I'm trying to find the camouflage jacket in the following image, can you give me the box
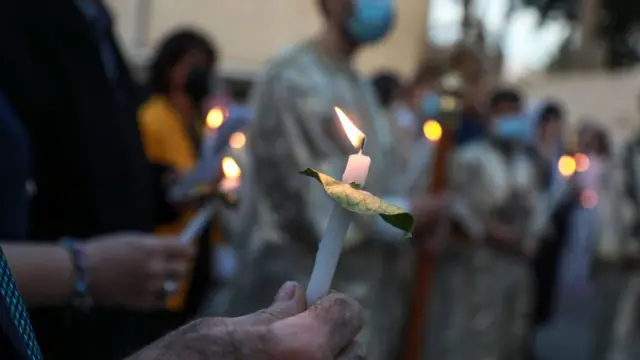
[447,138,550,252]
[238,39,407,252]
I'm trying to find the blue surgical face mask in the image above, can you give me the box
[393,105,418,129]
[420,92,441,119]
[345,0,395,44]
[494,114,531,142]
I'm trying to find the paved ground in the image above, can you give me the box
[534,296,597,360]
[534,293,640,360]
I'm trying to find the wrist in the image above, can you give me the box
[128,319,271,360]
[60,237,93,310]
[83,239,106,306]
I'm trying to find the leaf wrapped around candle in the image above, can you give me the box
[300,168,414,234]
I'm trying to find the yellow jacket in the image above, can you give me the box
[138,95,220,310]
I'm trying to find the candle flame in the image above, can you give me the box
[221,156,241,179]
[334,107,365,151]
[229,132,246,149]
[574,153,590,172]
[558,155,576,177]
[423,120,442,142]
[206,107,225,129]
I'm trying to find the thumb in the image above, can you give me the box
[231,281,306,327]
[271,292,364,356]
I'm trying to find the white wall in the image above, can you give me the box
[106,0,430,78]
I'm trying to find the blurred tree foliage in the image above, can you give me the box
[522,0,640,68]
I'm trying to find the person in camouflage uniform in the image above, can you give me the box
[220,0,422,359]
[422,111,552,360]
[591,133,640,360]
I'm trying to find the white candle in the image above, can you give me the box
[342,153,371,185]
[306,107,370,305]
[180,202,215,244]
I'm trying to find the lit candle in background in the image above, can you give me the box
[179,156,242,245]
[218,156,241,193]
[574,153,590,173]
[229,132,246,149]
[228,131,248,167]
[423,119,442,142]
[306,107,370,305]
[558,155,577,178]
[202,106,226,162]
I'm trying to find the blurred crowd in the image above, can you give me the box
[1,0,639,360]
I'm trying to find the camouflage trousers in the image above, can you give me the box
[219,239,414,360]
[422,246,533,360]
[592,265,640,360]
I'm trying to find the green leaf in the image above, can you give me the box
[300,168,413,233]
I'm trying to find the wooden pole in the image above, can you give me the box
[402,75,464,360]
[402,129,453,360]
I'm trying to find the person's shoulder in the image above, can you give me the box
[267,42,312,71]
[138,96,174,123]
[259,41,323,86]
[460,138,492,153]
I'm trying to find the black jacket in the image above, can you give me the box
[0,1,198,359]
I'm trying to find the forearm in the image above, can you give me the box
[1,242,74,307]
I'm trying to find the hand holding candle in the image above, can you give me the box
[179,156,242,245]
[169,105,251,201]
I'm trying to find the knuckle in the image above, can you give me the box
[326,294,364,322]
[349,343,367,360]
[186,317,218,332]
[254,308,284,323]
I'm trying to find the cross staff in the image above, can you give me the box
[402,72,465,360]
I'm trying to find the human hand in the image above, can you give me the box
[127,282,365,360]
[85,233,193,310]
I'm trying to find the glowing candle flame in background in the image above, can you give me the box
[334,107,365,151]
[423,120,442,142]
[206,107,225,129]
[221,156,241,179]
[229,132,246,149]
[574,153,590,172]
[558,155,577,177]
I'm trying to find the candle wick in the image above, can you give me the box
[358,137,366,153]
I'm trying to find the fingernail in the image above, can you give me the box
[275,281,297,302]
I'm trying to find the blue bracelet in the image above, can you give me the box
[61,237,93,311]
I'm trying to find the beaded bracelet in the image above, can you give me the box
[61,238,93,311]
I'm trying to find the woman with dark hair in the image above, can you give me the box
[138,29,220,323]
